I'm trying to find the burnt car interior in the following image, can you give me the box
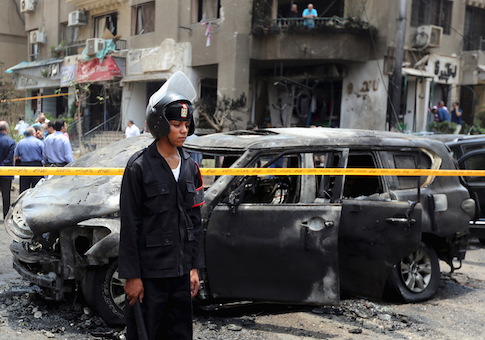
[230,154,301,205]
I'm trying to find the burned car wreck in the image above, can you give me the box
[5,128,474,326]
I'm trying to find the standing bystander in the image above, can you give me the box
[302,3,318,28]
[44,120,74,167]
[125,120,141,138]
[119,74,204,340]
[437,101,451,122]
[14,127,44,193]
[0,121,15,218]
[451,102,463,134]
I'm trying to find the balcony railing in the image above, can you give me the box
[252,17,375,36]
[65,39,127,57]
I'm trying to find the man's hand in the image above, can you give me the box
[190,269,200,298]
[124,278,144,306]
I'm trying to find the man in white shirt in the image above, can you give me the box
[125,120,140,138]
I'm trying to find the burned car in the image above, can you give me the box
[5,128,474,326]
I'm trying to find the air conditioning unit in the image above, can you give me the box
[68,10,87,27]
[412,25,443,50]
[30,30,46,44]
[20,0,36,12]
[86,38,105,55]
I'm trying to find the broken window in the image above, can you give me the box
[94,12,118,38]
[132,2,155,35]
[234,154,300,204]
[314,152,342,201]
[411,0,452,34]
[193,0,221,22]
[342,153,383,199]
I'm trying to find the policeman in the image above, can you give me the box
[119,74,204,340]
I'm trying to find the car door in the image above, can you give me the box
[337,151,423,299]
[205,152,341,305]
[457,150,485,220]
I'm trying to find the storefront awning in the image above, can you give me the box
[402,67,435,78]
[5,58,63,90]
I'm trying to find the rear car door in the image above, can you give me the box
[205,152,341,304]
[337,150,423,298]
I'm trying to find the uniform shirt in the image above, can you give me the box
[119,141,205,279]
[14,136,44,163]
[0,133,15,179]
[44,131,74,164]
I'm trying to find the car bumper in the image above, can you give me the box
[9,242,64,300]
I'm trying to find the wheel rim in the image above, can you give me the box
[398,247,432,293]
[110,269,126,310]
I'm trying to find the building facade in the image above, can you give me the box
[7,0,485,139]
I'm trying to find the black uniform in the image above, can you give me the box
[119,141,204,340]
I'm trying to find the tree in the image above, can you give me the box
[195,93,247,132]
[0,62,18,123]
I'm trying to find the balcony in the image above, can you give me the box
[252,17,375,36]
[251,17,376,63]
[64,39,127,57]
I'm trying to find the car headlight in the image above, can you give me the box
[5,199,34,242]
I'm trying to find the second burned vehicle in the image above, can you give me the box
[4,128,474,325]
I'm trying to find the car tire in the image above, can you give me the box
[386,242,440,302]
[82,260,126,326]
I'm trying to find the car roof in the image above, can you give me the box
[185,127,449,154]
[423,134,485,144]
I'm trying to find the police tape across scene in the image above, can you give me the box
[1,167,485,177]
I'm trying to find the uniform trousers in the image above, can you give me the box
[0,177,11,218]
[19,161,43,193]
[125,274,193,340]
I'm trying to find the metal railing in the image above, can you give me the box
[252,17,373,35]
[67,113,121,150]
[65,39,127,56]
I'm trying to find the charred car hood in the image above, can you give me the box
[19,134,154,235]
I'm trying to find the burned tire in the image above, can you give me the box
[82,260,126,326]
[387,242,440,302]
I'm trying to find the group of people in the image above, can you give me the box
[0,117,73,219]
[431,101,463,133]
[287,3,319,28]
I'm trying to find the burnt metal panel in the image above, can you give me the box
[338,200,422,299]
[205,204,341,305]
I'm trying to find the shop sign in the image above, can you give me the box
[76,56,123,83]
[60,64,76,87]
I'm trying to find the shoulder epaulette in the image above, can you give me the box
[126,148,146,167]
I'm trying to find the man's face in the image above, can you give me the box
[36,130,44,139]
[308,4,313,10]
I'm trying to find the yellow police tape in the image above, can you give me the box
[0,167,484,177]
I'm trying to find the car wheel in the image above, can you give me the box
[82,259,126,326]
[387,242,440,302]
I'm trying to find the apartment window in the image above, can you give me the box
[464,6,485,51]
[133,1,155,35]
[61,23,78,43]
[30,43,39,61]
[94,12,118,38]
[411,0,452,34]
[193,0,221,22]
